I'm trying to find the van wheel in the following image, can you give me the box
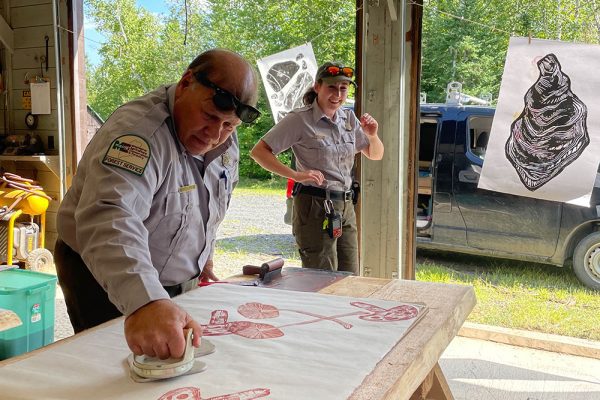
[26,248,54,273]
[573,232,600,291]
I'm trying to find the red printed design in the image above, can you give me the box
[350,302,419,321]
[228,321,285,339]
[157,387,270,400]
[201,301,419,339]
[238,303,279,319]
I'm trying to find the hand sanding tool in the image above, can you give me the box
[127,329,215,382]
[242,257,284,283]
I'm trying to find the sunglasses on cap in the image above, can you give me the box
[325,66,354,78]
[194,72,261,123]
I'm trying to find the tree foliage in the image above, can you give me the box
[86,0,356,178]
[421,0,600,103]
[86,0,600,176]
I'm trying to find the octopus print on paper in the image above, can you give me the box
[505,53,589,191]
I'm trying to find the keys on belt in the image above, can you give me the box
[322,197,342,239]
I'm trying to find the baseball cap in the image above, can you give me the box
[316,62,356,86]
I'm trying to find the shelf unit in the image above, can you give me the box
[0,155,60,178]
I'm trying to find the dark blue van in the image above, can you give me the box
[417,104,600,290]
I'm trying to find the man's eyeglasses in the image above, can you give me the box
[325,66,354,78]
[194,72,261,123]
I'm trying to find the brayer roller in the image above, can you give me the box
[242,257,284,283]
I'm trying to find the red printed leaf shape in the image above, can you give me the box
[238,302,280,319]
[228,321,284,339]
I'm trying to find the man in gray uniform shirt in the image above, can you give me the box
[55,49,260,359]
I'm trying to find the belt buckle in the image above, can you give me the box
[344,190,352,202]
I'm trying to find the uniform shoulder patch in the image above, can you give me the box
[102,135,151,176]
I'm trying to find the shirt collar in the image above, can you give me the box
[311,99,347,125]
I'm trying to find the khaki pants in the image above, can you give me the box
[292,192,358,274]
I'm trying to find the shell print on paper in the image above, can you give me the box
[505,53,589,191]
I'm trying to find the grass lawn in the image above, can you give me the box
[417,250,600,341]
[226,180,600,342]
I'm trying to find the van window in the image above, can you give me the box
[419,120,437,164]
[467,115,493,160]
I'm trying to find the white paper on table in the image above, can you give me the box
[30,81,51,115]
[479,37,600,207]
[257,43,318,123]
[0,284,427,400]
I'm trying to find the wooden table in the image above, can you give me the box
[317,276,475,400]
[194,271,474,400]
[0,275,475,400]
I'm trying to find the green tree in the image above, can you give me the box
[86,0,210,120]
[86,0,356,178]
[421,0,600,103]
[204,0,356,178]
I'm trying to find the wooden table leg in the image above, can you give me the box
[409,362,454,400]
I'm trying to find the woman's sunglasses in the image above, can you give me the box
[194,72,261,123]
[325,66,354,78]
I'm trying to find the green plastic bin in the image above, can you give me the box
[0,268,57,360]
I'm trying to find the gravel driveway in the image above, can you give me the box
[213,191,300,279]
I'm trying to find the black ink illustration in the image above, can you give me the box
[266,53,314,122]
[505,53,589,191]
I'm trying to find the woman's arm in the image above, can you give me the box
[250,140,325,185]
[359,113,384,160]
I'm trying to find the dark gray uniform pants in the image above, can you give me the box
[292,192,358,274]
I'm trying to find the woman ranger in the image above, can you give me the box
[251,62,384,274]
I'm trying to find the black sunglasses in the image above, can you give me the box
[194,72,261,123]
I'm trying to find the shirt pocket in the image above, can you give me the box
[339,132,356,167]
[149,191,191,258]
[303,136,335,166]
[214,170,231,224]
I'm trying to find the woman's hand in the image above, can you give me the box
[360,113,379,137]
[294,170,325,186]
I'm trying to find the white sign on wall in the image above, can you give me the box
[479,37,600,206]
[257,43,318,123]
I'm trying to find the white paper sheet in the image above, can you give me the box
[479,37,600,206]
[30,81,51,115]
[257,43,318,123]
[0,284,426,400]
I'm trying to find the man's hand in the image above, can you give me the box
[124,299,202,359]
[200,259,219,282]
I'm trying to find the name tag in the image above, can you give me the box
[178,184,197,193]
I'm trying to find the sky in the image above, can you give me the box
[85,0,168,66]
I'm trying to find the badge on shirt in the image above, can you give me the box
[179,184,197,193]
[102,135,150,176]
[222,152,232,167]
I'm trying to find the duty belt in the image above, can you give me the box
[296,185,353,202]
[163,277,199,297]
